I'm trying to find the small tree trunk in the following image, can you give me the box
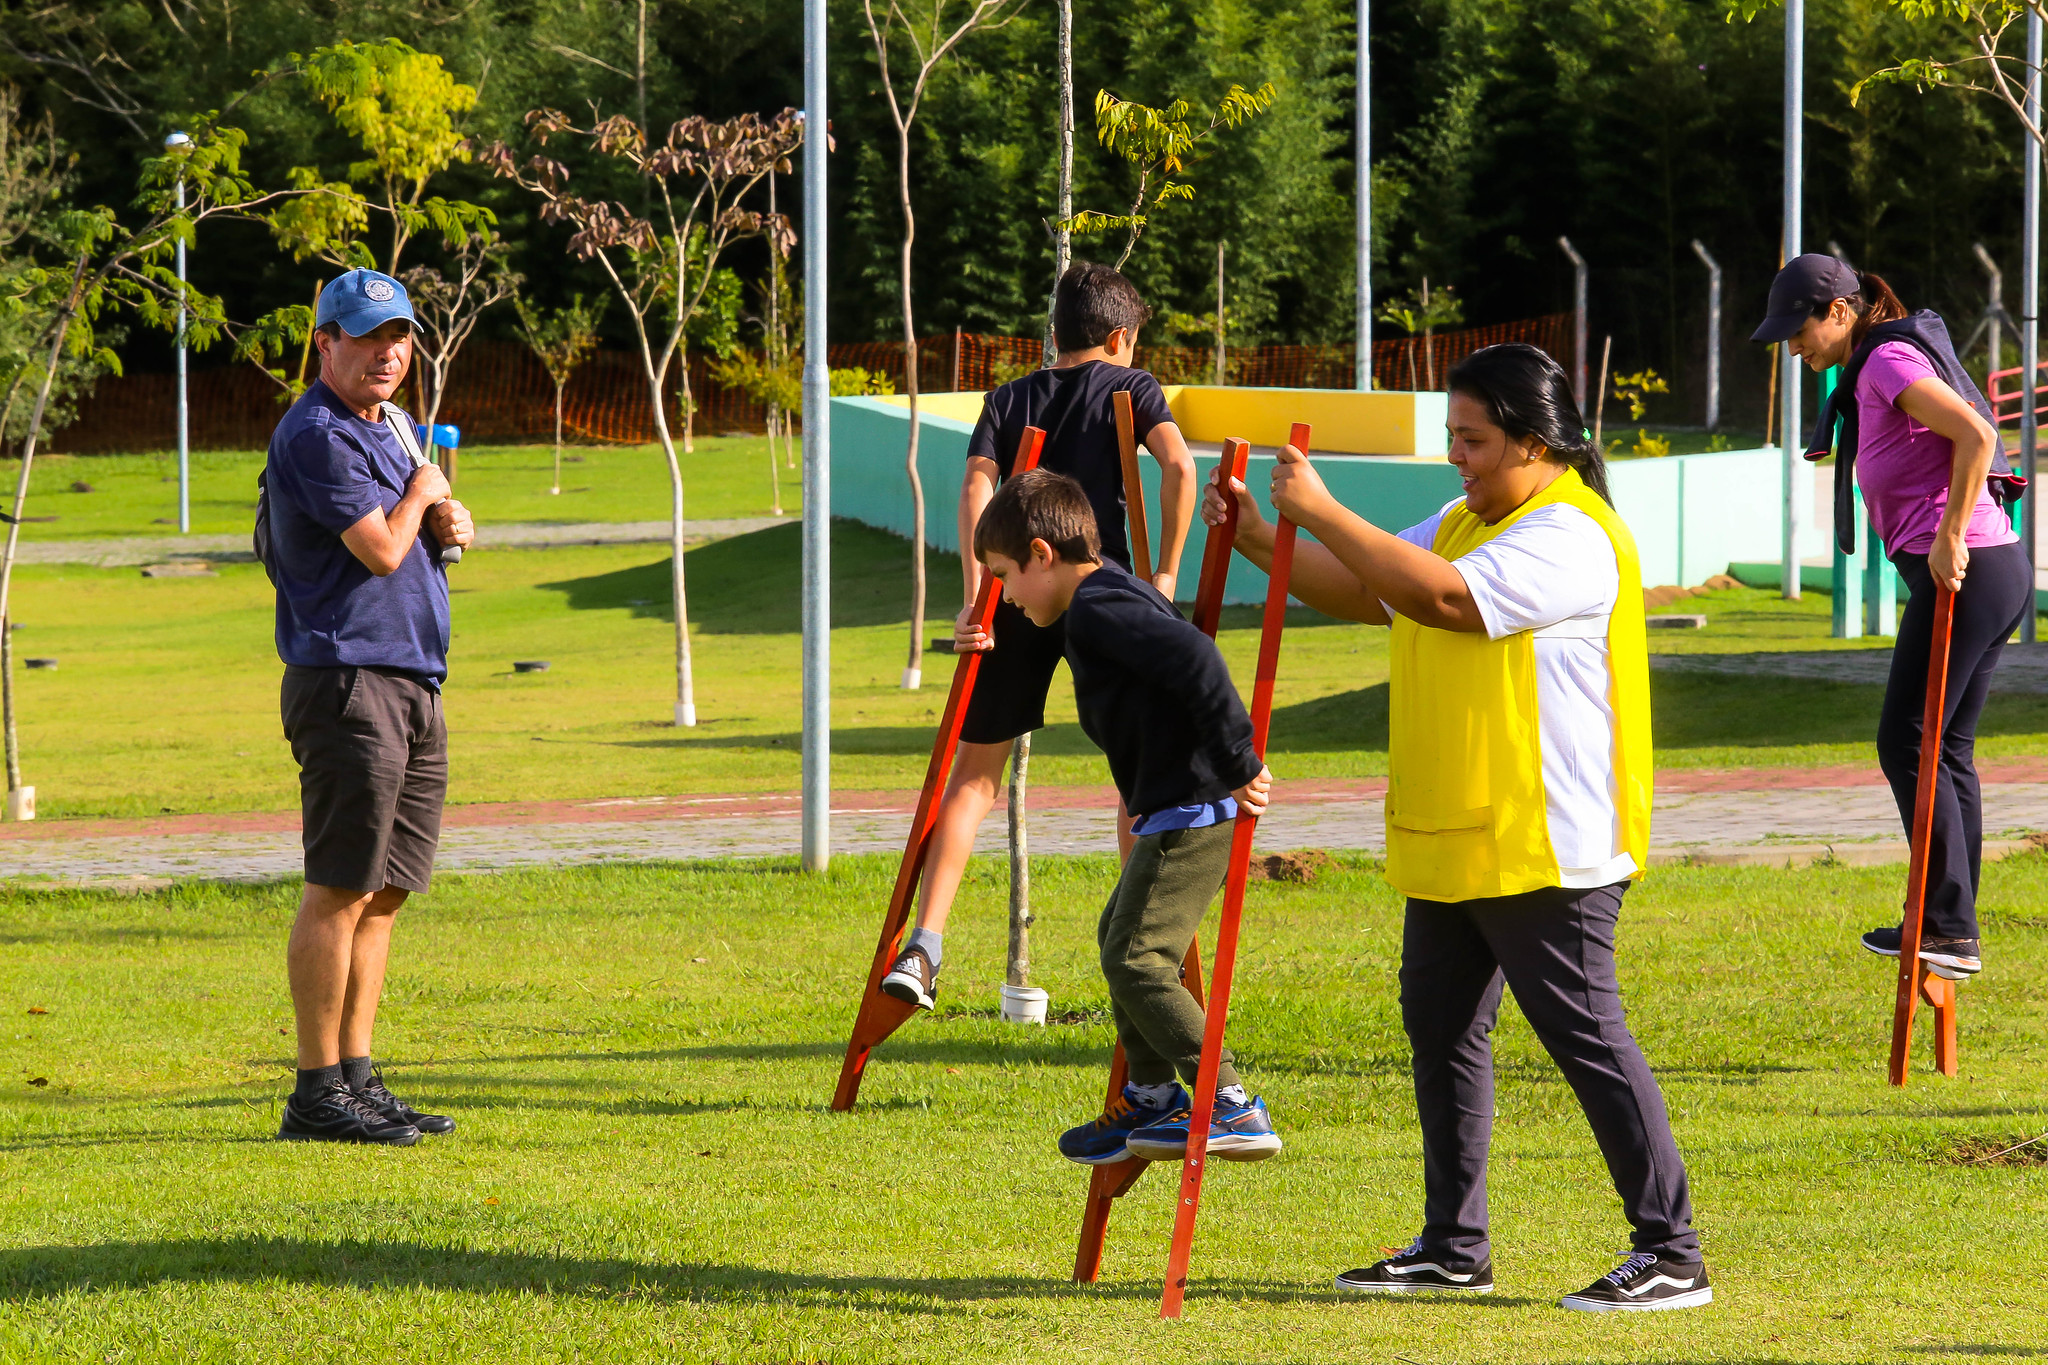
[648,373,697,727]
[552,378,565,494]
[1044,0,1074,369]
[766,403,784,515]
[1006,734,1032,987]
[0,268,84,816]
[679,357,696,455]
[896,109,926,691]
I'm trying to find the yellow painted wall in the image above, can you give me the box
[875,385,1448,457]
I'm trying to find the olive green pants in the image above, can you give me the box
[1097,821,1240,1091]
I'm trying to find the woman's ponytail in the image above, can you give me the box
[1843,271,1908,350]
[1446,343,1613,506]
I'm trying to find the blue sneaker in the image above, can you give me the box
[1058,1083,1187,1166]
[1127,1095,1282,1163]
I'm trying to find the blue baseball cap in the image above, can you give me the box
[316,268,416,337]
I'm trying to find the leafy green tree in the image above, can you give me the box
[514,291,606,495]
[476,105,801,728]
[1058,82,1277,269]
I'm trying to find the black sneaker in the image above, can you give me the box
[278,1083,421,1146]
[880,946,938,1010]
[1860,925,1983,980]
[1560,1252,1712,1312]
[1334,1238,1494,1294]
[355,1069,455,1136]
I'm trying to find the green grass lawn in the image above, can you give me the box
[8,522,2048,819]
[11,436,796,540]
[2,855,2045,1361]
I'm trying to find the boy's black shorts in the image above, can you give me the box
[281,664,447,894]
[960,599,1065,745]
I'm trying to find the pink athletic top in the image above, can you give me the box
[1854,341,2017,555]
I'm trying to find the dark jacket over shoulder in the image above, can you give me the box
[1062,562,1262,817]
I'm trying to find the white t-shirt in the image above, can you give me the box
[1388,498,1634,888]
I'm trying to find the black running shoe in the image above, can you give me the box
[355,1069,455,1136]
[1560,1252,1712,1312]
[277,1083,421,1146]
[1860,925,1983,980]
[1334,1238,1493,1294]
[880,946,938,1010]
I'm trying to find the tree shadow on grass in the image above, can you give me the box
[437,1035,1123,1072]
[0,1236,1459,1310]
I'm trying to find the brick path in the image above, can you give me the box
[5,764,2047,887]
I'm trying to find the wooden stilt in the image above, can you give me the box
[1159,422,1309,1319]
[1890,586,1957,1086]
[1114,389,1152,580]
[1069,440,1247,1284]
[830,426,1046,1112]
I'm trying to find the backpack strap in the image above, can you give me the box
[379,402,428,467]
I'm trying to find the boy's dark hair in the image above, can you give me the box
[1052,262,1152,352]
[974,469,1102,567]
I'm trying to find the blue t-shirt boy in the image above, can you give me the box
[265,380,450,684]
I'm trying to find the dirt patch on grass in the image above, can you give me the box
[1936,1133,2048,1167]
[1248,849,1337,884]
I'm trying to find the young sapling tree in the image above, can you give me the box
[400,229,523,482]
[514,292,605,494]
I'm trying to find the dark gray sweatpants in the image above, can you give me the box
[1401,881,1699,1264]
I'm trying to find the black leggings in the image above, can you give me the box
[1878,539,2033,940]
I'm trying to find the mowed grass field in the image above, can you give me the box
[16,436,796,539]
[9,518,2048,818]
[2,855,2045,1361]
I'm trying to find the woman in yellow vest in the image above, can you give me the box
[1206,344,1707,1313]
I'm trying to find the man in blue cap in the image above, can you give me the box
[265,268,475,1145]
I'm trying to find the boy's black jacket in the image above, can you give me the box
[1060,561,1262,817]
[1803,309,2025,555]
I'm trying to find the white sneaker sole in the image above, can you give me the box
[1561,1286,1713,1312]
[878,970,935,1010]
[1860,940,1980,981]
[1336,1277,1493,1295]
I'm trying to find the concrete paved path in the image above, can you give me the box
[5,764,2046,888]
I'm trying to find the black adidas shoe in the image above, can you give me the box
[278,1083,421,1146]
[355,1069,455,1136]
[880,946,938,1010]
[1860,925,1983,980]
[1560,1252,1712,1312]
[1334,1238,1494,1294]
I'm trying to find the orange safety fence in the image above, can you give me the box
[51,315,1571,454]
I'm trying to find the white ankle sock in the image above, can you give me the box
[1216,1084,1249,1108]
[1127,1080,1178,1106]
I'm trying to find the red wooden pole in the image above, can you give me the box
[1114,390,1153,581]
[1159,422,1309,1319]
[1071,439,1247,1284]
[1890,586,1955,1086]
[831,425,1047,1112]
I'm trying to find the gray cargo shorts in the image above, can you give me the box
[281,664,447,894]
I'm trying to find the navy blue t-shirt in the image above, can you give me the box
[965,361,1175,572]
[265,380,450,684]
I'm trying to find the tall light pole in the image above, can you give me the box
[1780,0,1806,601]
[800,8,831,871]
[166,131,191,535]
[1354,0,1371,391]
[2025,9,2042,645]
[1691,239,1722,432]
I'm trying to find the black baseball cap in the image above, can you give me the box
[1750,252,1860,343]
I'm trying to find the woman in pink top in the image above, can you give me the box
[1753,254,2033,982]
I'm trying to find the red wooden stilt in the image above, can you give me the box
[1159,422,1308,1318]
[831,426,1046,1112]
[1890,586,1957,1086]
[1070,440,1247,1284]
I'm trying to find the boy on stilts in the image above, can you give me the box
[971,469,1281,1164]
[880,263,1198,1009]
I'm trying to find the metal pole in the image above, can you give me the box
[1781,0,1805,601]
[167,131,191,535]
[801,9,831,871]
[1354,0,1371,390]
[1559,237,1588,410]
[1691,239,1721,431]
[2026,9,2042,644]
[1974,242,2005,376]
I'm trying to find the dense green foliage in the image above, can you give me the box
[0,0,2032,428]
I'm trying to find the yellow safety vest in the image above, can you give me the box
[1384,467,1652,902]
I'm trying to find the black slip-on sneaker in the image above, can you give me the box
[880,946,938,1010]
[1560,1252,1712,1312]
[1860,925,1983,980]
[355,1069,455,1136]
[1335,1239,1494,1294]
[278,1083,421,1146]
